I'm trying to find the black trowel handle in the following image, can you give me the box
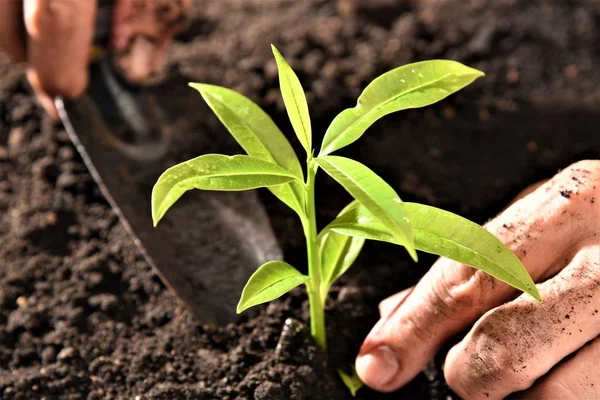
[93,0,115,52]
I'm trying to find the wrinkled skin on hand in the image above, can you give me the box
[357,160,600,400]
[0,0,191,117]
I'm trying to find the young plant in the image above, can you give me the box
[151,46,541,352]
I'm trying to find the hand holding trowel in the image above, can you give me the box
[0,0,283,325]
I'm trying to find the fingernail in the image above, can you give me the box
[356,345,400,389]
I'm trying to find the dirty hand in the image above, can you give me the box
[0,0,191,118]
[356,160,600,399]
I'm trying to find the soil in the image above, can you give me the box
[1,0,599,399]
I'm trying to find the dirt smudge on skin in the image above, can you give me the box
[460,250,600,398]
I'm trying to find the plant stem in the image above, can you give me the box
[307,285,326,349]
[304,158,326,349]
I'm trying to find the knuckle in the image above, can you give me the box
[555,160,600,204]
[447,339,525,398]
[427,263,498,318]
[401,264,501,346]
[455,307,542,394]
[543,160,600,241]
[445,348,507,399]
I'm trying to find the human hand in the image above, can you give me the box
[0,0,190,118]
[356,160,600,399]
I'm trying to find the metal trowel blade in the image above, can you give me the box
[55,58,283,325]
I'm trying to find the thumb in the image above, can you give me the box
[355,256,493,392]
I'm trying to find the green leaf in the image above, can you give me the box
[188,84,303,179]
[319,228,365,296]
[152,154,299,226]
[189,83,305,215]
[237,260,309,313]
[338,367,364,397]
[271,45,312,155]
[328,201,542,302]
[316,155,417,261]
[326,201,399,243]
[320,60,484,155]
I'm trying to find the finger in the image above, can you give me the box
[0,0,26,61]
[111,0,191,83]
[356,160,600,392]
[524,337,600,400]
[378,288,412,318]
[24,0,96,98]
[445,244,600,399]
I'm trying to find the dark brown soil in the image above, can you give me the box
[1,0,599,399]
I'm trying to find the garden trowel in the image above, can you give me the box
[54,56,282,325]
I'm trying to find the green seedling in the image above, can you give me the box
[151,46,541,357]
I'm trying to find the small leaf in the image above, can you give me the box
[316,155,417,261]
[338,367,364,397]
[237,260,309,313]
[329,201,541,301]
[189,83,303,179]
[189,83,305,215]
[271,45,312,155]
[320,60,484,155]
[152,154,299,226]
[319,229,365,296]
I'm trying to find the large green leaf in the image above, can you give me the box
[328,201,541,301]
[319,228,365,296]
[316,155,416,261]
[152,154,299,226]
[189,83,305,215]
[237,260,309,313]
[271,45,312,155]
[320,60,484,155]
